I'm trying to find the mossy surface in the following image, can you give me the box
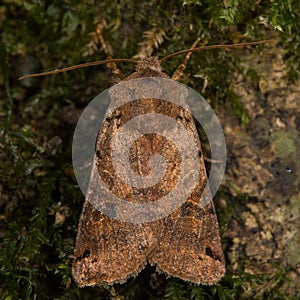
[0,1,299,299]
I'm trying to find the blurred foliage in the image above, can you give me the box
[0,0,299,299]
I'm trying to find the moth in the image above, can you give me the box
[74,64,227,287]
[19,37,272,286]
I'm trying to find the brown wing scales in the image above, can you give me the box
[73,60,225,285]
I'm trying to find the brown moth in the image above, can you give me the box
[72,54,225,285]
[19,38,273,287]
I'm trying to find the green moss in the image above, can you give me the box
[271,130,297,158]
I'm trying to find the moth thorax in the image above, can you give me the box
[136,57,162,73]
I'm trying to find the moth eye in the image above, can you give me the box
[177,115,184,121]
[198,150,202,157]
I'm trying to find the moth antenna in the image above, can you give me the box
[18,58,138,80]
[172,37,202,81]
[159,39,275,63]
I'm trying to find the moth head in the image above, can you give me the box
[136,57,162,73]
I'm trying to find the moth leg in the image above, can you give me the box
[171,37,201,81]
[97,24,124,80]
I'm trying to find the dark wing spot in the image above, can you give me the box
[114,112,122,119]
[180,202,204,219]
[205,247,222,262]
[75,249,90,262]
[209,206,215,215]
[180,202,193,217]
[180,203,189,217]
[205,247,214,258]
[96,150,101,158]
[82,249,90,258]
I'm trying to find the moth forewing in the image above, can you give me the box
[149,186,225,284]
[72,57,225,286]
